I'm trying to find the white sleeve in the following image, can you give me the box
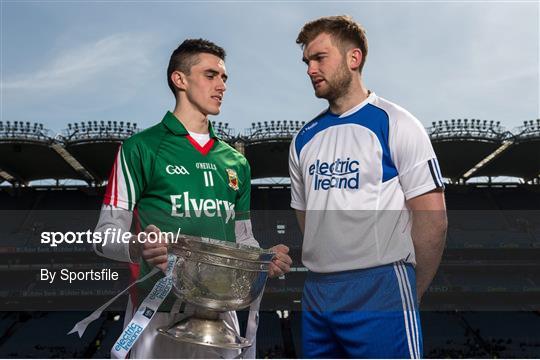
[93,204,135,263]
[390,110,445,200]
[289,135,306,210]
[234,219,261,360]
[235,219,260,248]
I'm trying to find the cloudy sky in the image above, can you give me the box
[2,1,538,135]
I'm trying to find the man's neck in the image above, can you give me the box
[172,102,209,134]
[328,78,370,115]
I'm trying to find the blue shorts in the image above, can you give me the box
[302,261,422,359]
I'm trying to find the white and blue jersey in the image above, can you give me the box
[290,92,444,358]
[289,92,444,273]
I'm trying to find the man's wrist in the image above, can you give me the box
[128,237,142,263]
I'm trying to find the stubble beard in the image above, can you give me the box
[316,63,353,103]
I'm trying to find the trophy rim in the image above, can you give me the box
[174,247,272,271]
[169,234,275,262]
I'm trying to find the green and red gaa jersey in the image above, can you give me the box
[103,111,251,307]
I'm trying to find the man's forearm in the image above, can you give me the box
[235,219,260,248]
[94,204,138,263]
[411,210,447,301]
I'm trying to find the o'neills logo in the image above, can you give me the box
[170,192,235,223]
[309,158,360,190]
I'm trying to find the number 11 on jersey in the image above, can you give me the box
[203,171,214,187]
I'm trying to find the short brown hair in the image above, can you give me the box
[296,15,368,73]
[167,39,226,96]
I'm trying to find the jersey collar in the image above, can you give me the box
[327,91,376,118]
[162,111,218,138]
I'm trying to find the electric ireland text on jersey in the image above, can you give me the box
[309,158,360,190]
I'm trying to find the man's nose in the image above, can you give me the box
[216,77,226,91]
[307,62,318,77]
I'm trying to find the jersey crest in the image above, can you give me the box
[226,169,239,191]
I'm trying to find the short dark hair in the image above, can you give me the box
[167,38,226,96]
[296,15,368,73]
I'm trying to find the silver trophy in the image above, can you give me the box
[158,235,274,349]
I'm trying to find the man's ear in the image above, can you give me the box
[171,70,188,91]
[348,48,363,72]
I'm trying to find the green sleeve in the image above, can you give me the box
[103,137,150,211]
[235,158,251,220]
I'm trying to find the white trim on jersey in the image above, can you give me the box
[428,158,444,188]
[188,130,211,147]
[104,147,136,211]
[115,149,130,209]
[121,149,136,208]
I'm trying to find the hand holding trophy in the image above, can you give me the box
[157,234,275,349]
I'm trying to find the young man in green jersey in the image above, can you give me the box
[94,39,292,358]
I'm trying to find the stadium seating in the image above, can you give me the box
[0,312,104,357]
[1,182,540,357]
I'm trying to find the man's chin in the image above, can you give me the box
[314,89,329,99]
[208,108,221,116]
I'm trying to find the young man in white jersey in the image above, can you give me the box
[289,16,447,358]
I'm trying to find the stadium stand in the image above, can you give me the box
[0,118,539,357]
[459,311,540,357]
[421,311,473,357]
[91,312,126,358]
[0,312,105,357]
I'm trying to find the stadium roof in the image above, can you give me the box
[473,136,540,180]
[0,118,538,184]
[429,119,540,181]
[243,121,301,179]
[0,141,86,183]
[0,122,91,183]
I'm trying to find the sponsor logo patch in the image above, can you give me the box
[142,307,155,319]
[308,157,360,190]
[170,192,236,223]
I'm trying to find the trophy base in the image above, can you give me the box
[158,316,252,349]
